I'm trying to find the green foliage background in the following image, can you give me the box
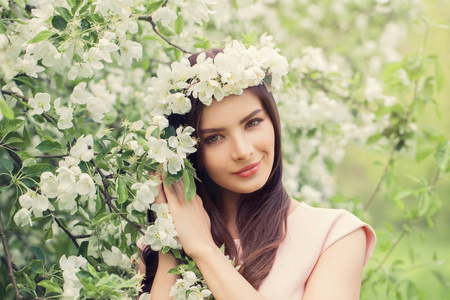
[336,1,450,298]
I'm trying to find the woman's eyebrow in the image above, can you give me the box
[240,109,264,125]
[199,109,264,135]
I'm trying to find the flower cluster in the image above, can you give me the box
[170,270,212,300]
[142,203,182,251]
[60,255,87,299]
[14,191,53,227]
[145,40,288,115]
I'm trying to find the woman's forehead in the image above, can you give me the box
[200,90,264,128]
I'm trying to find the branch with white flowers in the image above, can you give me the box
[1,89,55,123]
[50,211,92,249]
[93,160,145,236]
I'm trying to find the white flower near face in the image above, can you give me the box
[40,172,60,198]
[70,135,94,162]
[28,92,51,116]
[165,150,184,175]
[13,208,32,227]
[131,179,159,212]
[102,246,131,269]
[77,173,96,198]
[54,98,74,130]
[153,7,178,26]
[169,126,197,159]
[168,93,192,115]
[147,137,172,163]
[59,156,80,168]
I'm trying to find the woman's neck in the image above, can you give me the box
[217,188,241,239]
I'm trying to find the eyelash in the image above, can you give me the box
[203,118,263,144]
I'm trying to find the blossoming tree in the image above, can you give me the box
[0,0,449,299]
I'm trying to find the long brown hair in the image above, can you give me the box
[141,50,291,291]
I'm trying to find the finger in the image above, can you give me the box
[171,180,186,204]
[154,178,167,204]
[162,178,178,208]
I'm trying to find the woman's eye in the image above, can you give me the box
[245,119,262,128]
[204,135,222,144]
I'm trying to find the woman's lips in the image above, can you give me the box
[233,161,261,178]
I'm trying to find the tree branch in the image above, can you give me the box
[0,212,21,299]
[92,160,145,235]
[50,212,81,249]
[362,228,407,285]
[363,144,396,210]
[137,15,191,54]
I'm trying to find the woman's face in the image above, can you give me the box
[199,89,275,195]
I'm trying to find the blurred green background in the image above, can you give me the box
[336,0,450,298]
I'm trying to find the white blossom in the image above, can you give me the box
[70,135,94,162]
[131,179,160,212]
[14,208,32,227]
[28,92,51,116]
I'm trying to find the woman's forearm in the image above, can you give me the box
[149,252,179,300]
[192,246,267,300]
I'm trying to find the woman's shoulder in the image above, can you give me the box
[287,200,376,265]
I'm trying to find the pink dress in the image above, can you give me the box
[138,202,376,299]
[257,202,376,299]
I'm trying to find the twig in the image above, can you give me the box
[92,160,145,235]
[34,154,69,158]
[363,144,396,210]
[50,211,80,249]
[137,15,191,54]
[362,228,407,285]
[0,212,21,299]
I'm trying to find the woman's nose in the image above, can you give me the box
[230,134,253,161]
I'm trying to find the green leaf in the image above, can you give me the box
[37,280,63,294]
[78,241,89,257]
[146,0,165,14]
[14,0,25,9]
[435,141,450,172]
[0,118,25,135]
[432,270,450,288]
[6,137,23,144]
[22,163,55,177]
[136,156,148,182]
[171,249,181,259]
[156,22,176,36]
[22,158,37,168]
[13,75,39,89]
[56,7,72,21]
[0,158,14,172]
[116,177,128,204]
[28,30,56,44]
[193,38,211,49]
[44,224,53,241]
[0,97,14,120]
[182,168,196,202]
[175,15,184,35]
[52,15,68,30]
[30,246,46,264]
[81,19,91,31]
[36,140,63,152]
[93,213,113,225]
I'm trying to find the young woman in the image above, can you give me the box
[138,49,376,300]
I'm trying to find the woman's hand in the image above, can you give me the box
[162,178,216,259]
